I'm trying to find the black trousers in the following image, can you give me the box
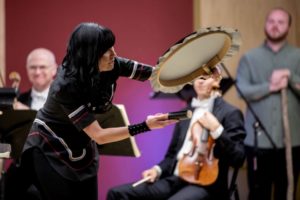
[4,148,98,200]
[107,175,210,200]
[245,146,300,200]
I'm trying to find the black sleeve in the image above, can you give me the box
[114,57,153,81]
[158,121,185,177]
[214,108,246,168]
[17,90,32,107]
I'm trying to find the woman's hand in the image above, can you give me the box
[145,113,178,130]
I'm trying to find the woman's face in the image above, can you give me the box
[98,47,117,72]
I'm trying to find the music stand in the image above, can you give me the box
[0,105,139,158]
[0,109,36,199]
[0,88,18,110]
[219,63,276,149]
[0,110,37,159]
[96,104,141,157]
[0,88,18,159]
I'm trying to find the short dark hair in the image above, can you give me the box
[267,7,292,26]
[62,22,115,84]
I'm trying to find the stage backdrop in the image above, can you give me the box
[5,0,193,199]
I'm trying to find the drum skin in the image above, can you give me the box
[154,27,241,87]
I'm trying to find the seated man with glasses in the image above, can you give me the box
[14,48,58,110]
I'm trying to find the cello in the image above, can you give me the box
[178,96,219,186]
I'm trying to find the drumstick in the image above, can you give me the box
[132,176,151,187]
[168,110,192,120]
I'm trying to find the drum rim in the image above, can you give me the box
[154,27,241,87]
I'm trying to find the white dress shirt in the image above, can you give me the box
[30,87,49,110]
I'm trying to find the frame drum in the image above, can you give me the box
[153,27,241,88]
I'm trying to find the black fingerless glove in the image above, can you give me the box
[128,121,150,136]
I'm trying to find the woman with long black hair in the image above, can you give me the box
[5,22,177,200]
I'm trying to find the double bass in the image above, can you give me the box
[178,97,219,186]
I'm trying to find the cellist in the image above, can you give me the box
[107,67,246,200]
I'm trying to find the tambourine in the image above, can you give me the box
[151,26,241,93]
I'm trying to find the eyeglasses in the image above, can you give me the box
[27,65,50,71]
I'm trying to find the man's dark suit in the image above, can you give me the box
[17,89,32,107]
[107,97,246,200]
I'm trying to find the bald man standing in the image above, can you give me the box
[14,48,57,110]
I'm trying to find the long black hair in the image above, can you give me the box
[62,22,115,85]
